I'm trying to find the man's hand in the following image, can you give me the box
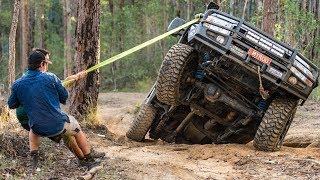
[65,71,87,81]
[63,71,87,88]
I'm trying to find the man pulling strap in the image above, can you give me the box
[8,48,105,169]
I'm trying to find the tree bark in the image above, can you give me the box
[0,30,2,59]
[69,0,100,121]
[187,0,191,20]
[62,0,74,78]
[315,0,320,64]
[161,0,168,59]
[109,0,117,90]
[256,0,263,11]
[261,0,277,36]
[0,0,2,58]
[203,0,209,7]
[176,0,180,17]
[230,0,234,15]
[35,2,43,48]
[21,0,29,71]
[28,0,35,51]
[9,0,20,93]
[242,0,249,19]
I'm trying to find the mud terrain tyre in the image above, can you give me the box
[156,43,198,106]
[253,97,298,151]
[126,104,157,142]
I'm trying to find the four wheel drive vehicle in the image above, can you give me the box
[126,3,319,151]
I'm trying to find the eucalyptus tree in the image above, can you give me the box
[69,0,101,121]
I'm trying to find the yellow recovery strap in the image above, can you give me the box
[63,18,200,86]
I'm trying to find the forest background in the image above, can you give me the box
[0,0,319,98]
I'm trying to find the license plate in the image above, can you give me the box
[248,48,271,65]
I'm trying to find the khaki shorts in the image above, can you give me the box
[63,115,81,136]
[38,115,81,143]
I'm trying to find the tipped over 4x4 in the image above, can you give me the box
[126,3,319,151]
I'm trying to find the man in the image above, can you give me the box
[8,48,104,169]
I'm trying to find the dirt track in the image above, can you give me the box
[0,92,319,179]
[95,92,320,180]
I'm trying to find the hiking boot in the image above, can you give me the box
[90,148,105,159]
[79,158,101,170]
[30,150,39,169]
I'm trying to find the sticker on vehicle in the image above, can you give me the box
[248,48,271,65]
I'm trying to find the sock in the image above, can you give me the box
[84,152,93,160]
[30,150,39,156]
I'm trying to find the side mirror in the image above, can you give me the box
[207,2,219,10]
[167,17,186,36]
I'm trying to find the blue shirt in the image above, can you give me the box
[8,69,69,136]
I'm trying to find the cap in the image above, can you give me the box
[28,50,52,65]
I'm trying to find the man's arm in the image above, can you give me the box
[63,71,87,89]
[8,85,20,109]
[54,71,87,104]
[52,74,69,104]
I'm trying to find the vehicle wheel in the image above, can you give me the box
[156,43,198,106]
[126,104,157,142]
[253,97,298,151]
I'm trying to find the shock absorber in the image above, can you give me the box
[195,53,210,80]
[257,99,269,111]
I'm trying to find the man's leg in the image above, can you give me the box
[64,115,105,165]
[73,131,90,156]
[63,135,84,159]
[29,130,41,168]
[29,130,40,151]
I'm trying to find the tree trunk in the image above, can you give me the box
[35,2,43,47]
[62,0,74,78]
[242,0,249,19]
[28,0,35,51]
[109,0,117,90]
[0,0,2,58]
[9,0,20,93]
[118,0,125,72]
[161,0,168,59]
[261,0,277,36]
[0,30,2,59]
[315,0,320,63]
[21,0,29,71]
[204,0,209,7]
[187,0,191,20]
[230,0,234,15]
[256,0,263,11]
[69,0,101,121]
[176,0,180,17]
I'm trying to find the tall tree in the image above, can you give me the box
[21,0,29,71]
[261,0,277,35]
[28,0,35,51]
[69,0,101,121]
[108,0,117,90]
[62,0,75,78]
[161,0,168,58]
[0,0,2,59]
[35,2,44,48]
[176,0,180,17]
[9,0,21,93]
[242,0,249,19]
[230,0,234,15]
